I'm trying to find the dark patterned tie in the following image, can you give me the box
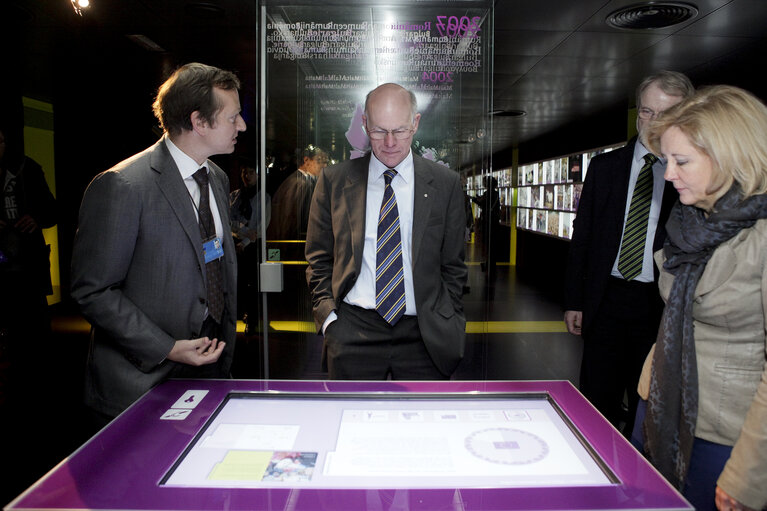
[375,168,406,325]
[192,167,225,323]
[618,153,658,280]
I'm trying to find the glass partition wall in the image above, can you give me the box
[255,0,493,379]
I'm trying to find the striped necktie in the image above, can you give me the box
[375,168,406,325]
[617,153,658,280]
[192,167,225,322]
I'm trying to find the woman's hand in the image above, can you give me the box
[715,486,756,511]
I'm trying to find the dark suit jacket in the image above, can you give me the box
[564,137,677,330]
[266,169,316,241]
[71,137,237,417]
[305,153,467,376]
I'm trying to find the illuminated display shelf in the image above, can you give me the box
[515,143,624,240]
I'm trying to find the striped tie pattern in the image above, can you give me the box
[617,153,658,280]
[192,167,225,322]
[375,168,406,325]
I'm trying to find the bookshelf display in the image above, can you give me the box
[514,144,624,240]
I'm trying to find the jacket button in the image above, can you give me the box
[199,297,206,304]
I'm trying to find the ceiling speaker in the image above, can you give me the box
[606,2,698,30]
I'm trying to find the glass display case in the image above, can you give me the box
[6,379,691,511]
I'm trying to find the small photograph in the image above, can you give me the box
[262,452,318,482]
[568,156,582,182]
[517,207,528,229]
[572,184,583,212]
[555,185,564,210]
[550,159,560,183]
[543,185,554,209]
[532,186,542,208]
[563,185,572,211]
[535,210,546,233]
[559,158,569,182]
[562,212,574,239]
[519,187,530,207]
[548,211,560,237]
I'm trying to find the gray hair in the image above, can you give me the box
[636,70,694,108]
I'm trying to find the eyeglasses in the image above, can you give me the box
[638,107,659,120]
[367,127,414,140]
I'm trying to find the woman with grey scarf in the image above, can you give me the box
[636,85,767,511]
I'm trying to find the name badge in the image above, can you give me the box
[202,236,224,263]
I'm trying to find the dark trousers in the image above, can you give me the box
[580,277,662,435]
[632,400,736,511]
[324,302,446,380]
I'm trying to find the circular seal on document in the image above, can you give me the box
[464,427,549,465]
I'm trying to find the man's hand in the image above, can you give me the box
[564,310,583,336]
[14,214,39,233]
[716,486,755,511]
[167,337,226,366]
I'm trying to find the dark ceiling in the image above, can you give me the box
[3,0,767,166]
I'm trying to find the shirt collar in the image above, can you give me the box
[369,149,414,184]
[633,139,656,166]
[165,136,207,180]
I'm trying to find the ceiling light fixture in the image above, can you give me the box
[606,2,698,30]
[127,34,167,53]
[490,109,527,118]
[70,0,90,16]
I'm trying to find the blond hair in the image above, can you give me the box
[644,85,767,199]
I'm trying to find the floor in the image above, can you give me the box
[0,260,582,506]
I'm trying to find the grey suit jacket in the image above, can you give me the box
[305,153,467,376]
[71,137,237,417]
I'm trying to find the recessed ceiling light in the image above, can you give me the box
[70,0,90,16]
[490,110,527,118]
[185,1,225,19]
[606,2,698,30]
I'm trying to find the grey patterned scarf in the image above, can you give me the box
[644,184,767,490]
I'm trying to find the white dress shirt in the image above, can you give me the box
[165,137,224,240]
[343,150,417,315]
[322,150,418,333]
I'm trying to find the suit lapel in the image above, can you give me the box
[208,167,230,240]
[614,138,637,206]
[150,139,206,268]
[412,155,435,263]
[344,154,370,275]
[343,155,370,275]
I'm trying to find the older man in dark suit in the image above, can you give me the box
[305,83,467,380]
[564,71,694,434]
[71,63,244,423]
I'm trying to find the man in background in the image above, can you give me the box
[268,145,328,242]
[564,70,694,435]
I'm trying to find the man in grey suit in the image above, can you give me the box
[71,63,245,423]
[305,83,467,380]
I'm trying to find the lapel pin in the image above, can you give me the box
[424,193,428,198]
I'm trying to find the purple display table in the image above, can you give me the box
[5,379,690,510]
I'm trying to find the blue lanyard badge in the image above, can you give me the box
[202,236,224,263]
